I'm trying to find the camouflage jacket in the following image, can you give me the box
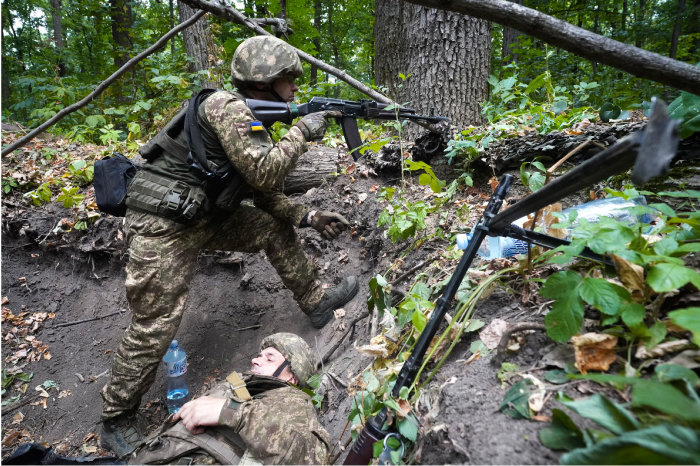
[219,382,331,464]
[147,90,309,225]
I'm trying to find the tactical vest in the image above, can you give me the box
[126,90,251,222]
[128,373,285,465]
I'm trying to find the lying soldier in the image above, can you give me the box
[127,332,330,465]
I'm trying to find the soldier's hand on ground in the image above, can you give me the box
[173,396,227,434]
[295,111,341,141]
[309,210,350,240]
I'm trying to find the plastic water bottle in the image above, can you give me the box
[559,196,652,235]
[163,340,189,414]
[456,232,530,259]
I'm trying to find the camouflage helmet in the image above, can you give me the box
[231,36,302,88]
[260,332,316,387]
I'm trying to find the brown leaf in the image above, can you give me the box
[11,412,24,425]
[2,430,22,447]
[488,177,499,191]
[531,414,552,423]
[611,254,647,302]
[2,296,9,305]
[571,333,618,374]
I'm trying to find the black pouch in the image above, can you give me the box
[93,152,141,216]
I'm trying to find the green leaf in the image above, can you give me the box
[560,393,639,435]
[363,372,380,393]
[620,302,646,327]
[552,100,568,114]
[631,379,700,422]
[411,310,427,332]
[399,386,410,400]
[465,319,485,332]
[544,273,585,342]
[470,340,489,356]
[560,424,700,465]
[599,102,621,122]
[373,440,383,458]
[398,415,419,442]
[654,363,699,386]
[579,278,629,316]
[525,72,547,94]
[539,408,585,451]
[647,263,700,292]
[544,369,570,385]
[668,307,700,345]
[500,379,532,419]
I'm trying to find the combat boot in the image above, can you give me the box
[306,276,359,328]
[100,411,147,457]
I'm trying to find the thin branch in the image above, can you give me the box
[2,10,207,156]
[178,0,391,104]
[52,310,124,328]
[322,311,370,364]
[491,322,546,366]
[389,256,437,285]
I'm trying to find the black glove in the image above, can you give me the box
[305,210,350,240]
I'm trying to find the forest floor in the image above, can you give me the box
[0,125,697,464]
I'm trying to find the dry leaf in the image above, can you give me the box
[571,333,618,374]
[531,414,552,422]
[611,254,647,302]
[58,389,72,398]
[354,339,389,358]
[488,177,499,191]
[2,296,9,305]
[333,308,346,319]
[522,374,546,413]
[479,318,509,350]
[635,339,690,359]
[83,446,98,454]
[11,412,24,425]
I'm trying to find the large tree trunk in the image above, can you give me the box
[178,1,221,88]
[501,0,523,66]
[669,0,685,59]
[49,0,66,76]
[310,1,322,86]
[375,0,491,137]
[109,0,133,69]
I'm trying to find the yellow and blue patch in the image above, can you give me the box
[250,121,264,132]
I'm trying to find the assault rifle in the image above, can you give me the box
[246,97,449,160]
[343,98,679,465]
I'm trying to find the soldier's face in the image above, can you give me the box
[251,347,296,383]
[271,76,298,102]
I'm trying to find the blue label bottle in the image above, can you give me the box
[162,340,190,414]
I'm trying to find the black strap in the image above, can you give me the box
[272,359,289,378]
[184,88,219,178]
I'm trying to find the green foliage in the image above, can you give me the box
[2,176,19,194]
[500,378,534,419]
[56,186,85,208]
[24,183,53,206]
[668,91,700,138]
[539,188,700,343]
[540,365,700,464]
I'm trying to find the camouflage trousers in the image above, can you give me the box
[100,207,324,421]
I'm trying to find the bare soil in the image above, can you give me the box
[5,128,696,464]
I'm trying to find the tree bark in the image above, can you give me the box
[310,1,322,86]
[109,0,133,69]
[178,1,221,88]
[375,0,491,136]
[49,0,66,76]
[402,0,700,94]
[282,146,339,194]
[669,0,685,59]
[501,0,523,66]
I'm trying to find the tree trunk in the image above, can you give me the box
[375,0,491,137]
[669,0,685,59]
[310,1,322,86]
[49,0,66,76]
[178,1,221,88]
[402,0,700,94]
[109,0,133,69]
[170,0,176,55]
[282,146,339,194]
[501,0,523,66]
[635,0,646,48]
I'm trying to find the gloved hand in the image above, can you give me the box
[307,210,350,240]
[294,111,340,141]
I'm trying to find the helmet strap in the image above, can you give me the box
[272,359,290,378]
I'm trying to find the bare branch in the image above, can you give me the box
[178,0,392,104]
[403,0,700,94]
[2,10,207,157]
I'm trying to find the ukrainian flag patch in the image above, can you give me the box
[250,121,264,132]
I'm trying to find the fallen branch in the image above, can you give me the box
[322,311,370,364]
[52,310,124,328]
[179,0,391,104]
[231,324,261,332]
[491,322,546,366]
[404,0,700,94]
[389,256,438,286]
[1,10,206,156]
[1,393,42,415]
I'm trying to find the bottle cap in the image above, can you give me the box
[170,340,178,349]
[456,233,470,250]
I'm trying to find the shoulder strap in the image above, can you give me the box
[184,88,219,177]
[226,371,253,401]
[166,423,241,465]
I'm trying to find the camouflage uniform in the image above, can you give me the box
[129,333,330,465]
[101,91,326,419]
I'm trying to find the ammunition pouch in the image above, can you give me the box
[126,170,208,224]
